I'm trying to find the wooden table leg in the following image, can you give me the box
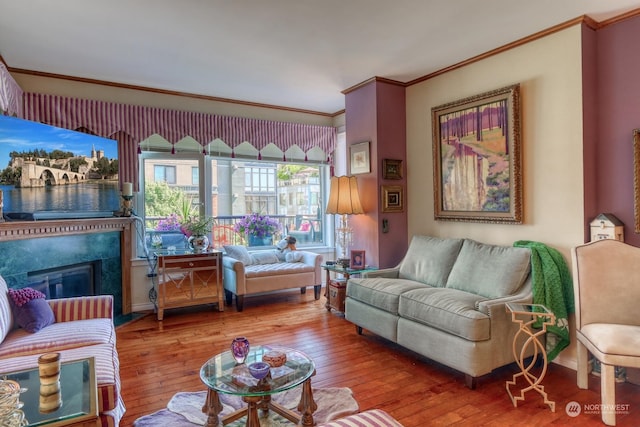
[243,395,263,427]
[202,388,223,427]
[297,377,318,427]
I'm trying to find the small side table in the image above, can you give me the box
[321,264,377,312]
[505,303,556,412]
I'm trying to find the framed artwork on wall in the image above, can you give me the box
[432,83,522,224]
[350,141,370,175]
[350,250,365,269]
[381,185,404,212]
[382,159,403,180]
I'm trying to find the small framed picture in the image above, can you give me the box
[381,185,404,212]
[350,250,365,270]
[383,159,403,180]
[350,141,370,175]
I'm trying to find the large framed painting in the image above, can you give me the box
[634,129,640,233]
[432,84,522,224]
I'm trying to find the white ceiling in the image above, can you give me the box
[1,0,640,115]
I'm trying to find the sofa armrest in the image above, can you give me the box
[475,281,533,317]
[47,295,114,322]
[362,267,400,279]
[298,251,323,285]
[223,256,247,296]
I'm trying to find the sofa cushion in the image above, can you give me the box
[347,278,429,315]
[223,245,253,265]
[0,318,115,359]
[244,262,314,278]
[0,276,14,342]
[445,239,531,298]
[398,288,491,341]
[251,250,280,265]
[398,236,463,286]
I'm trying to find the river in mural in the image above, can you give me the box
[439,100,510,212]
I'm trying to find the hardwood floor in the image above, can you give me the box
[116,289,640,426]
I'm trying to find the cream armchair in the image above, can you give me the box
[571,239,640,426]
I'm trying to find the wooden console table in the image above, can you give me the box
[154,250,224,320]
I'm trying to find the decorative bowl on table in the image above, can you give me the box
[262,350,287,368]
[247,362,271,380]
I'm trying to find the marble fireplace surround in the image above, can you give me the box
[0,217,135,315]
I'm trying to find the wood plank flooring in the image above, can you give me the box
[116,289,640,426]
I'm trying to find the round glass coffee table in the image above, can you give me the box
[200,345,317,427]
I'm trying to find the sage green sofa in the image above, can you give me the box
[345,235,533,389]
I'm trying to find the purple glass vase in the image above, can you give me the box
[231,337,250,364]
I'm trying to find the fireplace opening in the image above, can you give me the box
[27,260,102,299]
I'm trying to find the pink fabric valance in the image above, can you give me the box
[0,62,23,117]
[22,93,336,191]
[23,93,336,154]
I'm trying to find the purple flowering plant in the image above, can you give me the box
[233,213,281,238]
[155,213,182,231]
[155,213,214,237]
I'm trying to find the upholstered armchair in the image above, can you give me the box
[571,239,640,426]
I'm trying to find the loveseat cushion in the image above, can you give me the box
[445,239,531,298]
[244,262,314,278]
[347,278,428,315]
[398,288,490,341]
[223,245,254,265]
[0,318,115,359]
[398,236,463,286]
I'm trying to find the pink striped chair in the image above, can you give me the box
[0,275,124,427]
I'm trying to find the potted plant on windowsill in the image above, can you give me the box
[234,213,281,246]
[181,216,215,252]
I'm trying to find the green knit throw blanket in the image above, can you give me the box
[513,240,575,361]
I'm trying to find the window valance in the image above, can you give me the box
[0,62,23,117]
[22,93,336,190]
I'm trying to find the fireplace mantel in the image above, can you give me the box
[0,217,135,314]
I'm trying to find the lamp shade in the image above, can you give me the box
[325,176,364,215]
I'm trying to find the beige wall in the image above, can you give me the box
[406,25,585,368]
[407,25,585,256]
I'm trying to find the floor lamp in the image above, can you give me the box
[325,176,364,266]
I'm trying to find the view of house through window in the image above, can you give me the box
[141,152,327,251]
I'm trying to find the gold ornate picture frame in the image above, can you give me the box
[382,159,403,180]
[381,185,403,212]
[432,84,522,224]
[634,129,640,233]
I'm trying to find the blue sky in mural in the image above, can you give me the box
[0,115,117,168]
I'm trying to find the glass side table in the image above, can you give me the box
[1,358,98,427]
[505,303,556,412]
[321,264,377,312]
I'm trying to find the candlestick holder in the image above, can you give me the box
[121,195,134,217]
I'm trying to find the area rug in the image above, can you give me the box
[133,386,358,426]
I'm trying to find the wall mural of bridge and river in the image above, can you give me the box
[0,115,119,213]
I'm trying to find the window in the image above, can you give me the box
[139,149,328,253]
[154,165,176,184]
[191,166,198,186]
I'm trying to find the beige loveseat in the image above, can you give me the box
[345,236,533,388]
[222,245,323,311]
[0,275,124,426]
